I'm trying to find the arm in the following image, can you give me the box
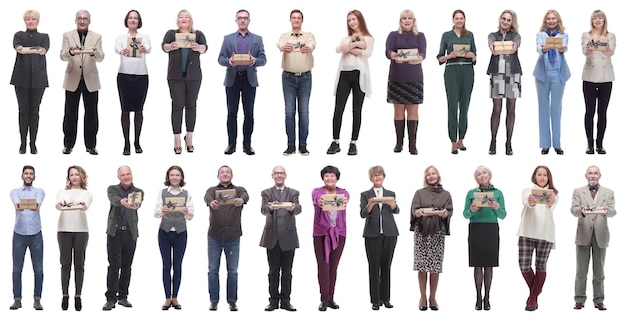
[493,190,506,219]
[336,36,351,53]
[142,34,152,54]
[604,190,616,217]
[237,186,250,204]
[570,189,584,217]
[536,32,545,54]
[217,36,232,67]
[462,190,476,219]
[277,32,289,52]
[107,185,124,208]
[154,189,164,218]
[114,34,125,54]
[82,190,93,210]
[359,191,373,218]
[91,34,104,62]
[184,192,194,220]
[302,32,316,53]
[260,189,273,215]
[162,30,179,53]
[605,33,616,57]
[60,32,73,61]
[192,30,207,54]
[559,33,569,53]
[437,32,451,64]
[468,32,477,63]
[252,35,266,66]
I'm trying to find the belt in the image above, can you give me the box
[236,71,247,76]
[446,62,473,66]
[284,70,311,76]
[117,226,129,231]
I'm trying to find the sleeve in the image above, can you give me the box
[513,32,521,48]
[83,191,93,209]
[204,187,215,205]
[487,32,496,46]
[92,34,104,62]
[195,30,207,53]
[336,36,350,53]
[436,32,447,64]
[60,32,72,61]
[418,33,427,59]
[277,32,288,51]
[185,192,194,219]
[290,189,302,216]
[107,185,123,208]
[238,186,250,204]
[385,32,395,59]
[114,34,124,54]
[570,189,584,217]
[362,36,374,58]
[217,35,231,66]
[253,35,266,66]
[359,191,370,218]
[444,191,453,217]
[260,188,272,215]
[561,33,569,53]
[154,189,164,218]
[605,190,616,217]
[494,190,506,219]
[462,189,475,219]
[307,32,316,51]
[13,32,22,49]
[581,32,588,54]
[391,191,400,214]
[536,32,544,54]
[521,188,532,207]
[161,30,175,52]
[142,34,152,53]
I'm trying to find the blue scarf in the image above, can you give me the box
[545,29,558,64]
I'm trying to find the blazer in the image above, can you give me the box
[162,29,206,80]
[259,186,302,251]
[581,32,616,83]
[359,188,399,238]
[106,184,144,240]
[60,30,104,92]
[570,185,616,248]
[218,31,266,87]
[11,30,49,88]
[532,31,570,84]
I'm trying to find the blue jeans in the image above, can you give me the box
[282,71,312,146]
[13,231,44,300]
[226,74,256,146]
[536,70,565,148]
[207,236,240,303]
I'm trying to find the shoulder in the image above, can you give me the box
[89,30,102,38]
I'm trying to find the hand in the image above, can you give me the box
[528,195,536,206]
[408,56,423,64]
[470,204,479,212]
[490,43,497,56]
[465,51,475,59]
[511,42,518,54]
[384,199,397,209]
[440,209,448,218]
[55,202,63,210]
[191,43,203,52]
[541,44,548,53]
[247,51,255,66]
[557,45,566,53]
[414,208,424,218]
[210,200,220,209]
[547,196,556,206]
[300,45,311,53]
[490,201,500,210]
[161,206,171,215]
[268,202,276,210]
[233,198,244,207]
[448,51,458,59]
[69,46,76,55]
[90,47,97,56]
[287,203,296,211]
[170,42,179,51]
[139,45,147,53]
[121,48,130,56]
[283,44,294,53]
[228,52,236,66]
[16,45,23,53]
[80,202,88,211]
[318,198,324,208]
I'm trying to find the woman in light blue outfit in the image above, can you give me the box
[533,9,570,155]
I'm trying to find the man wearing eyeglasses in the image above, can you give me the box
[259,166,302,311]
[218,9,266,156]
[60,9,104,155]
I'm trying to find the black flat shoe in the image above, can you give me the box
[586,146,594,154]
[74,297,82,311]
[318,301,328,311]
[328,300,339,309]
[123,144,131,156]
[30,144,37,154]
[541,148,549,155]
[19,143,26,154]
[596,147,606,154]
[429,305,439,311]
[224,145,236,155]
[382,301,393,308]
[419,306,428,311]
[372,303,380,310]
[555,148,564,155]
[135,143,143,154]
[162,302,171,310]
[505,142,512,156]
[173,303,181,310]
[475,299,482,310]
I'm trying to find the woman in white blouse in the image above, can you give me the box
[517,165,558,311]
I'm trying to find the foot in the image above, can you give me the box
[74,297,82,311]
[505,142,513,156]
[228,301,238,311]
[573,302,584,309]
[326,141,340,154]
[483,298,491,311]
[318,301,328,311]
[594,303,607,310]
[30,143,37,154]
[62,296,69,310]
[540,148,549,155]
[174,146,182,154]
[554,148,564,155]
[243,145,255,155]
[489,140,496,155]
[265,302,279,311]
[393,142,402,153]
[382,301,393,308]
[224,145,236,155]
[347,143,357,156]
[280,302,296,311]
[283,145,296,156]
[123,143,131,156]
[299,144,310,156]
[474,298,482,310]
[171,298,181,310]
[62,147,73,154]
[86,148,98,155]
[451,142,458,154]
[19,143,26,154]
[428,298,438,310]
[457,139,467,150]
[117,299,133,307]
[596,147,606,154]
[33,299,43,310]
[328,300,339,309]
[184,136,194,152]
[134,142,143,154]
[162,301,172,310]
[419,297,428,311]
[102,301,116,311]
[409,145,418,155]
[209,302,218,311]
[371,303,380,310]
[9,300,21,310]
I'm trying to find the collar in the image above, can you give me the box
[291,32,302,37]
[167,186,184,193]
[588,184,600,192]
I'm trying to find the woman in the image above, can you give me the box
[162,10,207,154]
[154,165,194,310]
[115,10,151,156]
[359,166,399,310]
[326,10,373,156]
[487,10,522,156]
[533,9,570,155]
[11,10,49,154]
[55,165,92,311]
[411,166,452,311]
[463,166,506,310]
[312,166,349,311]
[437,9,476,154]
[386,10,426,155]
[582,10,615,154]
[518,166,558,311]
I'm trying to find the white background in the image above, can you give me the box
[1,1,623,321]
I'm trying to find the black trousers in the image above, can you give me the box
[266,243,295,304]
[333,70,365,141]
[63,79,99,149]
[15,86,45,145]
[105,230,136,302]
[364,235,397,303]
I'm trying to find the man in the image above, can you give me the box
[60,9,104,155]
[9,165,45,311]
[277,10,315,156]
[218,9,266,155]
[103,165,144,311]
[570,165,616,311]
[259,166,302,311]
[204,166,249,311]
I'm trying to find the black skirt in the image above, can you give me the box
[117,73,148,111]
[468,222,499,267]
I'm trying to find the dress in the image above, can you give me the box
[487,30,522,98]
[463,188,506,267]
[385,31,426,104]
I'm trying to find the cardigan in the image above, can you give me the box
[333,35,373,97]
[486,30,522,75]
[312,186,349,262]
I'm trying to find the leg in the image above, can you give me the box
[207,236,223,303]
[473,267,484,308]
[266,244,281,304]
[328,236,346,301]
[379,235,397,303]
[590,235,606,304]
[82,83,99,149]
[168,80,185,135]
[582,81,597,143]
[296,72,312,146]
[63,89,81,149]
[418,272,427,307]
[73,232,89,296]
[58,232,73,296]
[241,81,257,146]
[121,111,131,152]
[133,111,144,150]
[444,68,460,142]
[225,82,242,146]
[490,98,503,152]
[575,244,591,304]
[118,232,137,300]
[364,236,382,304]
[282,72,297,146]
[313,236,331,301]
[429,273,440,307]
[158,229,173,298]
[105,234,123,302]
[483,267,493,304]
[535,79,552,148]
[392,104,406,152]
[224,237,241,303]
[15,87,31,149]
[549,77,565,149]
[171,231,187,298]
[595,82,612,151]
[183,79,201,133]
[406,105,419,155]
[12,232,28,300]
[29,232,44,300]
[279,249,295,304]
[26,87,44,150]
[350,71,366,141]
[332,72,352,140]
[457,65,475,140]
[505,98,516,153]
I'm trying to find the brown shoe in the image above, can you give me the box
[33,299,43,310]
[117,299,133,307]
[594,303,607,311]
[103,301,116,311]
[209,302,218,311]
[9,300,22,310]
[228,301,238,311]
[573,302,584,310]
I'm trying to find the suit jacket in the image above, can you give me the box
[11,30,49,88]
[581,32,616,83]
[218,31,266,87]
[570,185,616,248]
[60,30,104,92]
[359,188,400,238]
[106,184,144,240]
[532,31,570,84]
[259,186,301,250]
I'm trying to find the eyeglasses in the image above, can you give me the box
[272,172,286,176]
[76,17,90,22]
[236,16,249,21]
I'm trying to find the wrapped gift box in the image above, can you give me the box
[322,194,346,211]
[165,196,186,211]
[531,189,554,205]
[472,192,494,207]
[175,33,195,48]
[545,37,563,49]
[233,53,250,65]
[453,44,470,57]
[127,191,142,205]
[272,202,294,209]
[127,37,142,58]
[588,36,609,51]
[216,189,236,205]
[19,198,38,210]
[396,48,420,62]
[493,41,514,55]
[423,208,445,216]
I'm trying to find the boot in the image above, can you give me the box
[521,269,535,309]
[407,120,418,155]
[393,120,405,153]
[526,271,546,311]
[596,138,606,154]
[586,139,594,154]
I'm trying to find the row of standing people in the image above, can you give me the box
[9,163,616,312]
[12,8,614,157]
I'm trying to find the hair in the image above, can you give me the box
[177,9,194,32]
[290,9,303,19]
[23,165,35,175]
[473,165,492,185]
[586,165,601,176]
[236,9,250,18]
[346,9,371,37]
[217,165,232,176]
[124,10,143,28]
[397,9,418,35]
[24,10,40,20]
[66,165,88,190]
[76,9,90,19]
[368,165,385,179]
[423,165,441,187]
[164,165,186,187]
[320,165,341,180]
[498,9,519,33]
[539,9,565,33]
[588,10,608,36]
[531,166,558,195]
[452,9,469,38]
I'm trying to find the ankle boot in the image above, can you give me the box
[586,139,594,154]
[407,120,418,155]
[596,138,606,154]
[393,120,405,153]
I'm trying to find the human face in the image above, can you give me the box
[218,167,233,185]
[534,168,549,188]
[592,15,605,30]
[236,11,250,32]
[127,11,140,31]
[24,16,39,30]
[75,12,90,32]
[290,12,303,30]
[118,166,133,188]
[545,13,558,31]
[453,12,465,29]
[347,14,359,32]
[475,169,491,187]
[400,15,414,32]
[323,173,337,190]
[585,166,601,186]
[22,169,35,187]
[69,168,82,188]
[425,167,440,186]
[168,169,182,188]
[272,166,287,187]
[500,13,512,32]
[178,12,191,30]
[370,172,385,188]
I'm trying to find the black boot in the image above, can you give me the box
[393,120,405,153]
[596,138,606,154]
[586,139,594,154]
[407,120,418,155]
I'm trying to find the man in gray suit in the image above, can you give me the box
[260,166,302,311]
[570,165,616,311]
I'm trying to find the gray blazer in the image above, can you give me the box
[359,188,400,238]
[217,31,266,87]
[259,186,301,251]
[106,184,144,240]
[570,185,616,248]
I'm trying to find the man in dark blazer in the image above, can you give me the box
[259,166,302,311]
[359,166,399,310]
[60,9,104,155]
[218,9,266,155]
[570,165,616,311]
[103,165,143,311]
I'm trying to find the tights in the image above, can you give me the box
[474,267,493,300]
[490,98,516,144]
[121,111,144,147]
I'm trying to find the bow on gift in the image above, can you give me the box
[128,192,139,204]
[588,39,608,49]
[293,41,304,49]
[182,35,195,47]
[165,200,183,209]
[62,200,74,208]
[473,195,494,205]
[397,49,409,59]
[323,196,345,208]
[584,206,597,212]
[130,37,141,57]
[532,191,551,203]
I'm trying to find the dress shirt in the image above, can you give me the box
[10,186,45,235]
[154,186,195,219]
[115,32,151,75]
[277,31,315,73]
[236,32,250,71]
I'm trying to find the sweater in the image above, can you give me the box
[56,188,93,232]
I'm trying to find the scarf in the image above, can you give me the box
[545,28,558,64]
[479,184,496,192]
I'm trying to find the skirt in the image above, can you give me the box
[387,81,423,104]
[489,55,521,99]
[468,222,499,267]
[117,73,149,111]
[413,230,445,273]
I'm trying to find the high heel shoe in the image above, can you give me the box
[457,139,467,151]
[62,296,69,310]
[483,299,491,311]
[134,142,143,154]
[489,140,496,155]
[174,146,182,154]
[505,141,513,156]
[75,297,82,311]
[451,142,458,154]
[475,298,482,310]
[184,136,194,153]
